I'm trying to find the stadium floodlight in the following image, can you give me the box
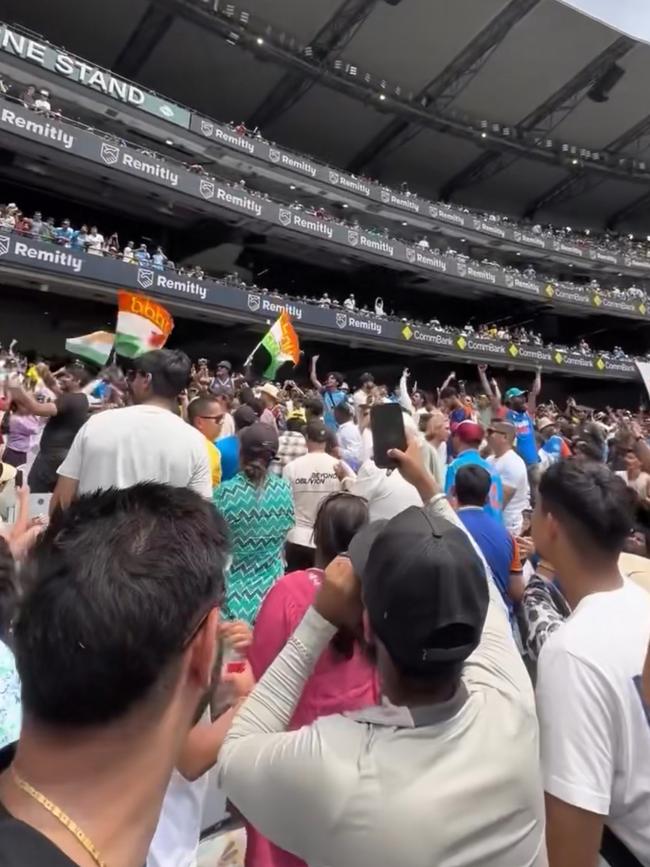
[378,93,386,101]
[226,31,240,45]
[224,4,235,16]
[481,132,487,138]
[304,46,313,57]
[334,59,343,71]
[348,65,357,75]
[256,37,264,45]
[239,11,250,24]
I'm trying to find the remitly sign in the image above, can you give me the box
[0,24,191,128]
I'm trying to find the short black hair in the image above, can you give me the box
[333,401,352,422]
[137,349,192,400]
[67,362,94,388]
[539,459,632,557]
[187,394,220,426]
[15,484,229,727]
[440,386,458,400]
[359,373,374,386]
[328,371,344,386]
[454,464,490,508]
[304,396,324,418]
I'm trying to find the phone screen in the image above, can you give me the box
[14,469,23,488]
[371,404,407,469]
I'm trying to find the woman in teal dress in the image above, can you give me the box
[213,422,294,623]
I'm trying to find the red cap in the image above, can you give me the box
[451,419,485,444]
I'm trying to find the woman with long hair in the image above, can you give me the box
[213,422,294,623]
[244,491,377,867]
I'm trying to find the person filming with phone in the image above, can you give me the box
[217,436,545,866]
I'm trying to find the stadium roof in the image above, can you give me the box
[9,0,650,231]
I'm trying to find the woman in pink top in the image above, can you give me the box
[245,492,377,867]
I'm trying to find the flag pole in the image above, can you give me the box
[244,338,264,369]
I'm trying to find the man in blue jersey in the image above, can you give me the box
[537,417,571,467]
[501,368,542,491]
[445,420,503,521]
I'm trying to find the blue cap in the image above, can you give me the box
[504,387,526,400]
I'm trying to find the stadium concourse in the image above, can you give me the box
[3,2,650,867]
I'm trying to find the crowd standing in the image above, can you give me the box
[1,340,650,867]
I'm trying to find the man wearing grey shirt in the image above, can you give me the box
[218,441,547,867]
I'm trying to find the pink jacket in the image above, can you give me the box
[245,569,378,867]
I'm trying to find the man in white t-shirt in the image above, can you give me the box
[531,459,650,866]
[85,225,105,255]
[487,421,530,535]
[283,419,344,571]
[53,350,211,510]
[616,447,650,505]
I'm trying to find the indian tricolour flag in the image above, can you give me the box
[65,331,115,367]
[114,291,174,358]
[259,309,300,378]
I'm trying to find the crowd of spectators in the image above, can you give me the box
[0,203,643,365]
[1,73,649,300]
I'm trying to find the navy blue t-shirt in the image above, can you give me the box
[458,507,517,620]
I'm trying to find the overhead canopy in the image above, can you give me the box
[8,0,650,231]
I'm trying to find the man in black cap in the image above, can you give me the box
[218,440,546,866]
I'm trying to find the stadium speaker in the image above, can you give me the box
[587,63,625,103]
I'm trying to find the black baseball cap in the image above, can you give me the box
[239,422,279,459]
[305,419,328,443]
[349,507,488,671]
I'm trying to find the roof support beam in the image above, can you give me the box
[606,190,650,228]
[439,35,635,200]
[248,0,378,130]
[524,111,650,217]
[112,4,174,78]
[346,0,541,174]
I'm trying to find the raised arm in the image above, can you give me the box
[478,364,501,414]
[398,367,415,415]
[440,370,456,391]
[8,384,57,417]
[309,354,323,391]
[527,366,542,416]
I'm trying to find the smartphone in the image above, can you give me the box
[14,469,23,488]
[371,403,406,469]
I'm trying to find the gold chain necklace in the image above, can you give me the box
[11,767,108,867]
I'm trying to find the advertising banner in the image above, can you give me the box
[0,23,191,128]
[0,102,645,326]
[0,25,647,277]
[0,234,638,381]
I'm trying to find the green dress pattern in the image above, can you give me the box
[213,471,295,623]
